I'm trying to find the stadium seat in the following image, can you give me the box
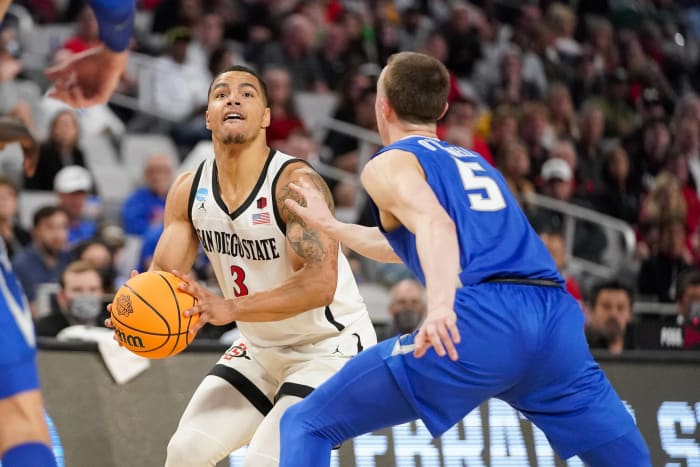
[18,191,58,230]
[357,282,391,325]
[178,140,213,175]
[120,133,179,185]
[293,91,338,140]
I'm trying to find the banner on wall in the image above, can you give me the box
[37,344,700,467]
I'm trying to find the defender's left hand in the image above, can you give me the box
[171,270,236,335]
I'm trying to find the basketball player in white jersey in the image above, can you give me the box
[139,65,377,467]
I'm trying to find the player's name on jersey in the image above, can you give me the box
[195,229,280,261]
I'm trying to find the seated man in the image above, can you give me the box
[377,279,426,341]
[584,280,634,354]
[33,260,106,337]
[675,269,700,350]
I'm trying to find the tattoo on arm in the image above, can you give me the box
[278,170,335,264]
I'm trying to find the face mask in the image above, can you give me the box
[68,294,103,323]
[393,309,423,334]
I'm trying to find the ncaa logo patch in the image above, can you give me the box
[116,295,134,317]
[195,187,208,202]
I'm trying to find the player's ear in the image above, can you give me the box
[380,97,392,120]
[205,110,211,130]
[438,102,449,121]
[261,106,271,129]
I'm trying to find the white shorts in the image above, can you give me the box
[211,319,377,412]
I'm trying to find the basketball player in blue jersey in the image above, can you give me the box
[279,51,651,466]
[0,120,56,467]
[0,2,134,464]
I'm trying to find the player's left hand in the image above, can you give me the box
[45,45,128,108]
[414,307,460,361]
[171,270,236,335]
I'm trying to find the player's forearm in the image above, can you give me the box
[326,221,401,263]
[231,267,335,322]
[415,216,459,311]
[0,0,11,22]
[89,0,135,52]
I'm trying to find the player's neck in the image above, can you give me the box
[213,135,270,204]
[384,121,437,145]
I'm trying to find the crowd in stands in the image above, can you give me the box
[2,0,700,349]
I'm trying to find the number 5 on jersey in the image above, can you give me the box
[454,159,506,212]
[230,265,249,297]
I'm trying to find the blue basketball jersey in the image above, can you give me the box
[370,136,563,287]
[0,241,36,365]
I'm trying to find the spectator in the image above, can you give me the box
[437,96,493,164]
[547,139,578,191]
[33,260,106,337]
[0,176,30,259]
[121,153,174,236]
[672,115,700,198]
[138,27,209,138]
[638,217,692,303]
[12,205,71,317]
[627,117,672,192]
[539,227,583,303]
[488,45,541,108]
[496,139,534,210]
[419,30,463,103]
[519,101,554,180]
[61,5,99,54]
[595,68,637,138]
[264,66,305,147]
[187,12,226,77]
[575,102,606,195]
[377,278,426,341]
[53,165,99,246]
[531,157,607,263]
[317,21,359,90]
[24,110,85,192]
[443,3,482,77]
[585,280,634,354]
[546,82,580,141]
[594,145,639,224]
[674,268,700,350]
[74,238,118,293]
[253,14,326,92]
[486,105,519,161]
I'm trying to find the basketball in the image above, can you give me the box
[110,271,199,359]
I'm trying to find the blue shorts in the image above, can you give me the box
[0,294,39,398]
[383,282,638,459]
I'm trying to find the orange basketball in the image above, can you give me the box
[110,271,199,359]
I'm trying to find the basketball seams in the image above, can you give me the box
[124,283,172,335]
[111,271,198,358]
[156,272,182,357]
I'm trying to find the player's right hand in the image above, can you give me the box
[45,45,128,108]
[284,180,336,232]
[414,307,461,361]
[105,270,139,345]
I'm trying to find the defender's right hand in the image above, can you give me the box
[283,180,337,233]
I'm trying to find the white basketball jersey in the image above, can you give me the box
[189,149,371,347]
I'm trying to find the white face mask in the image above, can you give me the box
[68,295,103,323]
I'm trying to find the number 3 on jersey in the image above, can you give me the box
[455,159,506,212]
[230,265,249,297]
